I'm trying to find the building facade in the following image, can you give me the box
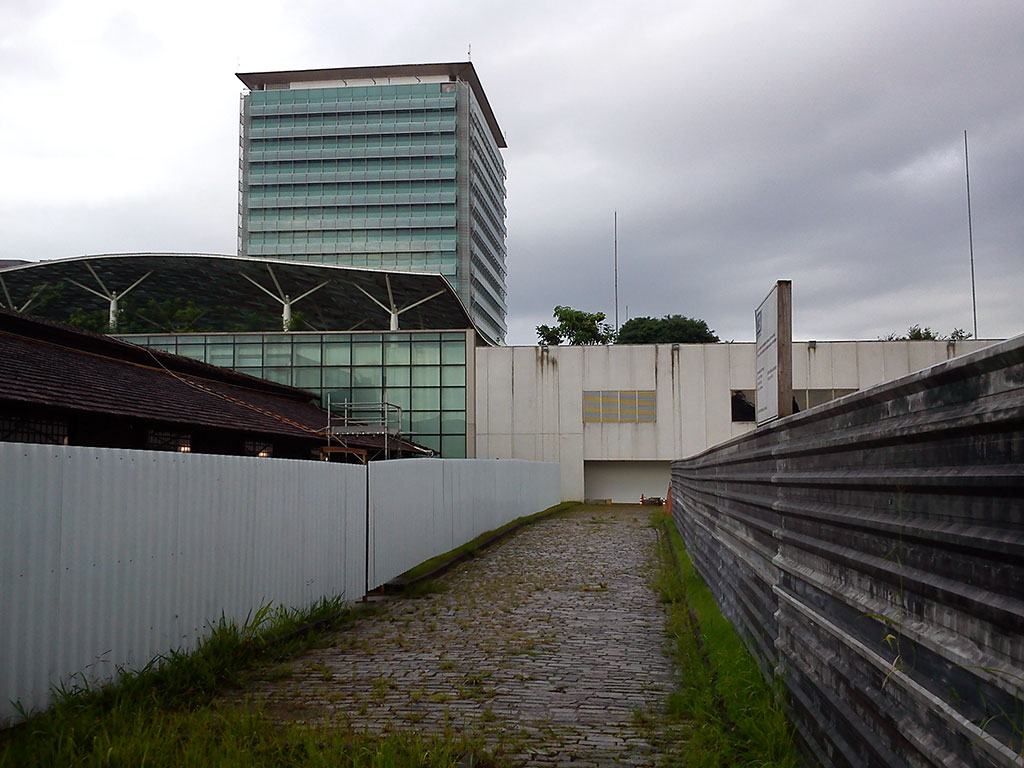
[236,63,508,345]
[0,251,1004,475]
[0,253,478,458]
[473,339,997,501]
[124,328,474,458]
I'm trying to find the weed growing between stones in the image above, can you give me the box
[3,705,503,768]
[392,501,579,587]
[403,581,451,600]
[0,597,502,768]
[650,515,801,767]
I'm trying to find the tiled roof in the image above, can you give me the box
[0,307,310,399]
[0,308,327,440]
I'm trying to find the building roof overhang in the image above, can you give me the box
[0,306,333,439]
[236,61,506,148]
[0,253,476,336]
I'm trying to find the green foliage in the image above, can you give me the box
[20,282,67,313]
[907,324,940,340]
[616,314,719,344]
[884,324,973,341]
[651,515,800,767]
[13,282,110,331]
[56,297,289,335]
[118,298,209,333]
[0,705,488,767]
[0,597,477,767]
[222,307,292,333]
[14,278,320,335]
[536,305,615,345]
[65,307,109,333]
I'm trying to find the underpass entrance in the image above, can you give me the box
[583,459,670,503]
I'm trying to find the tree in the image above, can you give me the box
[883,325,973,341]
[615,314,719,344]
[536,305,615,345]
[66,306,109,333]
[118,298,209,334]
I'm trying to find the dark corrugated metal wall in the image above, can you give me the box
[672,336,1024,767]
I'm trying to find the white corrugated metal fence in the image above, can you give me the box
[0,444,559,724]
[369,458,561,588]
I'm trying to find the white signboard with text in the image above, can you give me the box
[755,286,780,424]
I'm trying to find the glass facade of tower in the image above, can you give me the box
[238,72,507,344]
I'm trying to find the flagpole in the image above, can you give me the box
[614,211,619,332]
[964,130,978,338]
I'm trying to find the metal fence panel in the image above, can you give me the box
[671,336,1024,767]
[370,459,560,588]
[1,449,558,724]
[0,446,365,724]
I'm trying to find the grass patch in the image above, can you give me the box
[401,580,451,600]
[651,514,800,768]
[2,705,498,767]
[0,597,501,767]
[394,502,578,585]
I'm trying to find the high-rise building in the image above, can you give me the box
[236,63,508,344]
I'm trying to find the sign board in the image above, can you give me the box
[755,280,793,425]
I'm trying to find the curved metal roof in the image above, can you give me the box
[0,253,475,334]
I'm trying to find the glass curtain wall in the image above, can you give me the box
[240,84,460,280]
[239,78,507,344]
[121,330,468,457]
[465,89,508,344]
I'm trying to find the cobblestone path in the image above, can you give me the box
[245,505,676,766]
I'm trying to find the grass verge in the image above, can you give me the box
[651,513,800,768]
[0,598,499,767]
[388,501,579,589]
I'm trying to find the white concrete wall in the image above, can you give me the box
[475,340,995,500]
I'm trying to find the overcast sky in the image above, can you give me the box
[2,1,1021,344]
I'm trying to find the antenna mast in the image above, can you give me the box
[614,211,619,331]
[964,130,978,339]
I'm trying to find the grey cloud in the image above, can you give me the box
[3,0,1021,345]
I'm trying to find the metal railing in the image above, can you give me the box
[325,396,403,436]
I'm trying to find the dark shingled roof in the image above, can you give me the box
[0,308,437,457]
[0,307,328,440]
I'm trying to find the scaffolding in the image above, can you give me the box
[324,394,404,461]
